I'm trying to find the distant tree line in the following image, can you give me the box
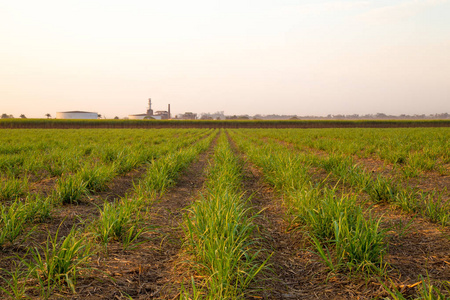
[190,112,450,120]
[223,112,450,120]
[196,112,450,120]
[1,112,449,120]
[0,113,27,119]
[320,113,450,120]
[1,113,53,119]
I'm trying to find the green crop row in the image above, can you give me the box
[181,132,267,299]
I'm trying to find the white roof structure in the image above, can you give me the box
[56,111,98,119]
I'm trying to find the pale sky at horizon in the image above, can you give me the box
[1,0,449,118]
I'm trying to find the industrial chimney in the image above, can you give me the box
[168,104,171,119]
[147,98,153,116]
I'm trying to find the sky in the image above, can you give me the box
[1,0,449,118]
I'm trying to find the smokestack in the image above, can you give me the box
[147,98,153,116]
[168,104,171,119]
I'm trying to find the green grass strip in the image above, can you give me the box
[182,132,267,299]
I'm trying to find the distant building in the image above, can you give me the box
[200,111,225,120]
[128,99,171,120]
[128,113,161,120]
[177,112,197,120]
[56,111,98,119]
[154,110,170,119]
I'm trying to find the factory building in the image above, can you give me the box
[177,112,197,120]
[128,99,171,120]
[56,111,98,119]
[128,113,163,120]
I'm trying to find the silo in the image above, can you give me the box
[56,111,98,119]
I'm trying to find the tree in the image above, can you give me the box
[98,114,102,119]
[45,113,51,119]
[1,113,10,119]
[20,114,26,119]
[114,116,119,119]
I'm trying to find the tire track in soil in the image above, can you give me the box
[72,138,216,300]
